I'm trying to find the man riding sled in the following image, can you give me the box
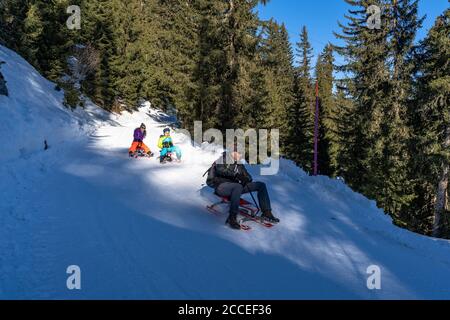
[206,145,280,229]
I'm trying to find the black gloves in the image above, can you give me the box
[236,173,252,186]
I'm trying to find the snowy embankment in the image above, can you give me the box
[1,45,450,299]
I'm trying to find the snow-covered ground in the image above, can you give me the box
[1,45,450,299]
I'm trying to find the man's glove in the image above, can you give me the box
[236,173,252,186]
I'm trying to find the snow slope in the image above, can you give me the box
[1,45,450,299]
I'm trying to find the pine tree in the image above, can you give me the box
[41,0,77,82]
[334,0,391,193]
[188,0,267,133]
[139,0,197,114]
[5,1,78,83]
[80,0,123,109]
[234,53,269,131]
[335,86,355,178]
[334,0,426,230]
[376,0,423,224]
[287,26,314,172]
[296,26,315,116]
[0,0,28,49]
[220,0,264,131]
[315,44,336,176]
[412,9,450,237]
[186,0,227,130]
[20,3,44,68]
[259,20,295,145]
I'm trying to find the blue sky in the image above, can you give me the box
[256,0,449,66]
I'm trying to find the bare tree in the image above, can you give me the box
[71,43,100,87]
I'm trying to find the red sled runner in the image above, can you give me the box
[206,196,275,230]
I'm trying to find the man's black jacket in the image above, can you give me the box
[210,152,253,188]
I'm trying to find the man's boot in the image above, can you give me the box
[261,211,280,223]
[226,213,241,230]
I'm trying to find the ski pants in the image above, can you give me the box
[129,141,150,154]
[160,146,182,160]
[215,182,272,216]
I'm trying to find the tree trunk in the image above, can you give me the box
[433,126,450,237]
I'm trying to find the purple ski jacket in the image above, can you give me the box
[133,128,146,142]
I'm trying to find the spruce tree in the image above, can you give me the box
[335,86,355,179]
[0,0,28,49]
[259,20,295,146]
[186,0,227,130]
[287,26,314,172]
[80,0,122,109]
[220,0,263,131]
[188,0,267,133]
[140,0,197,114]
[315,44,336,176]
[334,0,391,193]
[20,3,44,69]
[376,0,423,224]
[334,0,426,230]
[412,9,450,237]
